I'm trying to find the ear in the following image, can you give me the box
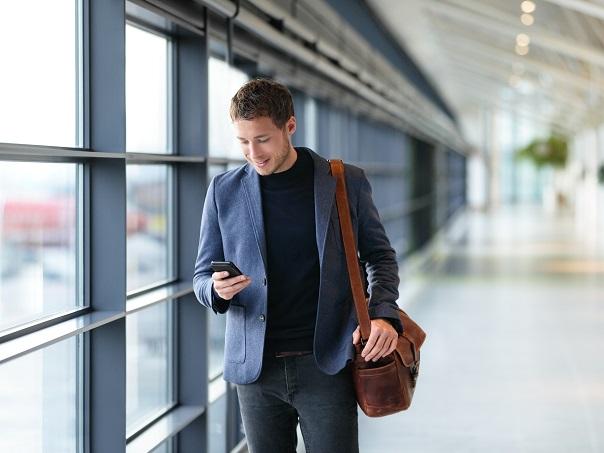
[286,116,297,136]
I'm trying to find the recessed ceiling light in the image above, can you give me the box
[521,1,536,14]
[516,33,531,47]
[521,13,534,26]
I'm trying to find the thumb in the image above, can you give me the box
[352,326,361,345]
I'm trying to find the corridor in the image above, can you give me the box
[359,206,604,452]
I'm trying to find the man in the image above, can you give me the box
[193,78,402,453]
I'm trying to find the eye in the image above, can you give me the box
[258,138,269,143]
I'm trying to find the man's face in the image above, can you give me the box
[234,115,297,176]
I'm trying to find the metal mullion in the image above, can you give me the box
[125,405,206,453]
[207,156,246,165]
[126,153,206,163]
[126,281,193,314]
[0,143,124,161]
[0,304,88,344]
[0,309,125,365]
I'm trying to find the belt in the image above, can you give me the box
[273,350,313,358]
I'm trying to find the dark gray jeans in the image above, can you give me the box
[236,353,359,453]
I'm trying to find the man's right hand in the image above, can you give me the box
[212,271,252,300]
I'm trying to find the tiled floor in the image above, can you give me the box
[358,206,604,453]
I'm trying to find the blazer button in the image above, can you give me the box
[259,314,265,322]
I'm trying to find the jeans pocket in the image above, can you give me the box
[225,304,246,363]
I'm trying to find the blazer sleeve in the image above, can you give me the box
[193,177,231,314]
[355,170,403,333]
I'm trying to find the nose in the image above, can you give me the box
[247,143,261,159]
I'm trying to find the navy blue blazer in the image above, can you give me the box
[193,148,401,384]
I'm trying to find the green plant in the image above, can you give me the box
[598,164,604,185]
[515,134,568,168]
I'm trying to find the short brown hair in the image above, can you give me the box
[229,78,294,129]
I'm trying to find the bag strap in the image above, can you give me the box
[329,159,372,343]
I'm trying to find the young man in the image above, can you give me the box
[193,78,402,452]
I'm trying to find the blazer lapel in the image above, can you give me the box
[241,166,268,271]
[309,150,337,266]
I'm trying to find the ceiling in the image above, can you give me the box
[366,0,604,146]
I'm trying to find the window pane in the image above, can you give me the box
[0,162,80,333]
[126,301,173,433]
[0,1,78,147]
[0,336,81,453]
[208,312,226,380]
[208,57,248,159]
[208,394,227,453]
[150,439,172,453]
[126,24,171,153]
[126,165,171,292]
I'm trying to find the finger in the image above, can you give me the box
[223,274,249,285]
[218,278,251,298]
[388,336,398,354]
[361,329,379,357]
[352,326,360,345]
[374,335,398,360]
[214,274,247,290]
[372,338,394,362]
[364,333,387,361]
[212,271,231,281]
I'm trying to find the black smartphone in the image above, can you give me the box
[210,260,243,277]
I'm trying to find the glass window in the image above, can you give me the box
[0,162,80,333]
[208,57,248,159]
[0,1,80,147]
[208,312,226,381]
[126,24,171,154]
[150,439,173,453]
[208,394,227,453]
[0,336,82,452]
[126,165,172,293]
[126,301,174,434]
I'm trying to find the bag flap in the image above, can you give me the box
[393,308,426,366]
[397,307,426,350]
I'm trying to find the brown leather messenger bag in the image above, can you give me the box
[330,159,427,417]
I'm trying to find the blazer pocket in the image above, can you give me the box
[225,304,246,363]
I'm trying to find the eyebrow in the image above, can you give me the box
[236,134,270,140]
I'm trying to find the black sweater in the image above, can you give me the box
[260,147,319,354]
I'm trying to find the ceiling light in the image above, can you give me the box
[515,44,529,56]
[521,1,536,13]
[521,13,534,25]
[516,33,531,47]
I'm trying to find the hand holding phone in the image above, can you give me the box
[210,260,251,300]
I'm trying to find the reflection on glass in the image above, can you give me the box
[0,1,78,146]
[126,165,171,292]
[0,162,79,333]
[209,57,248,159]
[126,301,173,433]
[126,23,170,154]
[0,336,80,452]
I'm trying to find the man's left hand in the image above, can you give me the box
[352,319,398,362]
